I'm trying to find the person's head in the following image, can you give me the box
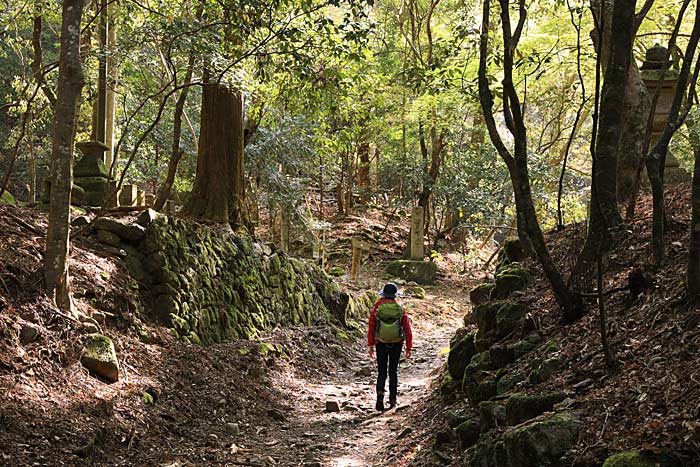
[380,282,398,299]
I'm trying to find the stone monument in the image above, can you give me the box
[74,141,110,207]
[639,43,690,183]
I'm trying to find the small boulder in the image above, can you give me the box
[93,217,146,243]
[0,190,16,205]
[325,401,341,413]
[80,334,120,383]
[327,266,346,277]
[97,229,121,246]
[479,400,506,431]
[445,409,471,428]
[602,451,658,467]
[386,260,437,285]
[493,262,529,299]
[455,420,481,449]
[71,215,90,227]
[505,392,567,426]
[466,412,579,467]
[225,422,241,436]
[447,330,477,380]
[528,356,562,384]
[405,286,426,299]
[469,283,495,306]
[136,208,165,228]
[20,324,40,344]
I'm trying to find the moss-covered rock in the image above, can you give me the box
[505,392,567,426]
[327,266,346,277]
[528,357,562,384]
[469,283,495,306]
[493,262,529,299]
[455,420,481,449]
[466,412,579,467]
[448,329,477,380]
[479,400,506,431]
[93,217,146,243]
[405,285,426,299]
[80,334,120,383]
[0,190,16,204]
[602,451,658,467]
[473,301,527,340]
[386,260,437,285]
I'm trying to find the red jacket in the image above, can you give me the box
[367,299,412,350]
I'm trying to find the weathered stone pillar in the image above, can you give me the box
[119,184,137,206]
[136,190,145,206]
[410,206,425,260]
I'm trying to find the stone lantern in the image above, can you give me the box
[639,43,688,181]
[74,141,111,207]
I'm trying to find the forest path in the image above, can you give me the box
[257,283,468,467]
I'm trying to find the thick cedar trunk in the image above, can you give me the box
[617,63,650,203]
[184,79,246,228]
[689,143,700,301]
[154,51,196,211]
[590,0,651,205]
[45,0,85,312]
[573,0,636,281]
[479,0,581,322]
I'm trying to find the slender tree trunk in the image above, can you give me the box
[183,77,247,228]
[154,51,196,211]
[357,139,370,203]
[45,0,86,312]
[478,0,581,322]
[105,6,117,173]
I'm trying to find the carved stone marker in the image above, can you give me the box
[410,206,425,260]
[351,237,372,280]
[119,184,137,207]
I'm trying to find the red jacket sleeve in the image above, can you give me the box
[402,310,413,350]
[367,300,380,347]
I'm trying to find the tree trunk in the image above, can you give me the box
[590,0,651,205]
[572,0,636,282]
[154,51,196,211]
[105,6,117,173]
[183,78,247,228]
[478,0,581,322]
[45,0,86,312]
[689,142,700,301]
[357,139,370,203]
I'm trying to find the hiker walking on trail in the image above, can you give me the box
[367,283,413,411]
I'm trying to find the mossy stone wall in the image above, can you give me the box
[129,216,372,344]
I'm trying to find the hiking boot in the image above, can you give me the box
[388,397,397,409]
[376,392,385,411]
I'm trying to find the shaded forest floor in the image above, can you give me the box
[0,203,475,466]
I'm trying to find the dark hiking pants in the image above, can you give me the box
[376,342,403,399]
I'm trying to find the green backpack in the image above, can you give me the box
[375,301,404,343]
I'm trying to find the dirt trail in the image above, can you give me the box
[255,287,467,467]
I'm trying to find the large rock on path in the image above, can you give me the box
[80,334,120,383]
